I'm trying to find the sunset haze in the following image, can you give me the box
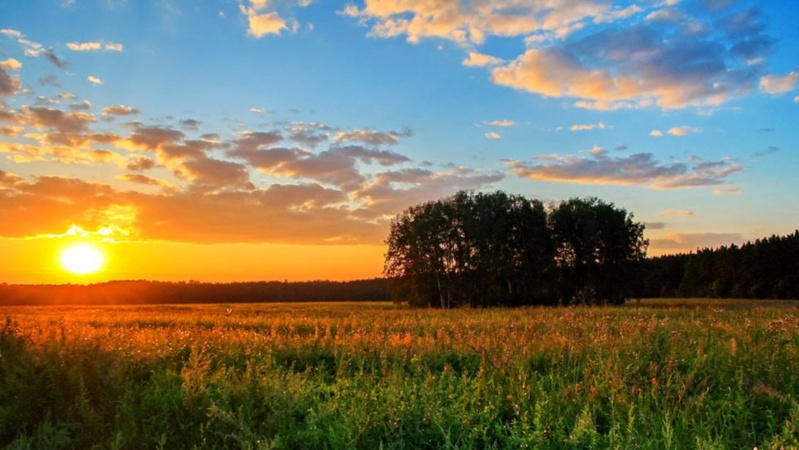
[1,0,797,284]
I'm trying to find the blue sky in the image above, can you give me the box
[0,0,797,282]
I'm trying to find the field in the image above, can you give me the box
[1,300,798,449]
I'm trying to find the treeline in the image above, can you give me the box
[643,231,799,299]
[0,278,389,306]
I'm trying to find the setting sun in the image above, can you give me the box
[60,244,105,275]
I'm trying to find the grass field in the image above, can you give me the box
[1,300,798,449]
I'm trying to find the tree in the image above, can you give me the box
[384,191,554,307]
[549,197,648,305]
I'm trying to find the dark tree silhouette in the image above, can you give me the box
[384,191,554,307]
[384,191,647,307]
[643,231,799,299]
[549,197,648,305]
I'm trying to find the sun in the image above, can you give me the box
[60,243,105,275]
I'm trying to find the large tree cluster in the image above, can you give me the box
[384,191,648,307]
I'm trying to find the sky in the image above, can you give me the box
[0,0,797,284]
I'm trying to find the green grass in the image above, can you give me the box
[0,301,797,449]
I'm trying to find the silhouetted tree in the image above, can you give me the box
[384,191,554,307]
[384,192,647,307]
[549,197,648,305]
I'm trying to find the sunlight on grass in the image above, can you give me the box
[0,301,797,448]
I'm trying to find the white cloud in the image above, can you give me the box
[650,130,664,137]
[486,119,515,127]
[67,41,102,51]
[87,76,102,85]
[484,132,501,140]
[667,126,701,136]
[759,71,799,94]
[570,122,607,131]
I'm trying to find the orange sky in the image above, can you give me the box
[2,1,799,284]
[3,236,385,284]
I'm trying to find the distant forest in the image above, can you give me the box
[1,231,797,306]
[642,230,799,300]
[0,279,390,306]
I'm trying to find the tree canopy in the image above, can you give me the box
[384,191,648,307]
[642,231,799,299]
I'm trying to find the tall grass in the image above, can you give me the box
[0,301,797,449]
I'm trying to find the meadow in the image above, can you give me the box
[1,300,797,449]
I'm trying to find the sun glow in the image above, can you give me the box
[60,243,105,275]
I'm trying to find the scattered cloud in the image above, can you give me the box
[0,58,22,70]
[1,29,70,69]
[67,41,101,51]
[760,71,799,94]
[650,232,745,253]
[664,210,695,217]
[570,122,607,131]
[463,52,503,68]
[42,49,70,69]
[753,146,780,158]
[102,105,139,117]
[712,187,741,195]
[508,151,742,190]
[117,173,167,186]
[0,67,21,95]
[239,0,308,38]
[484,132,501,140]
[334,129,408,146]
[644,222,667,230]
[667,126,701,136]
[486,120,515,127]
[650,130,664,137]
[67,41,124,52]
[343,2,776,110]
[87,76,103,85]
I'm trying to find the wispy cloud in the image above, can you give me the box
[667,126,701,137]
[67,41,124,52]
[102,105,139,117]
[570,122,607,131]
[650,126,701,137]
[486,119,515,127]
[664,210,695,218]
[650,232,745,253]
[508,151,742,190]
